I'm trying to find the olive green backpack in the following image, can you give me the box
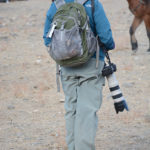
[47,0,98,67]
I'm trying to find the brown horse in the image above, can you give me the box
[127,0,150,52]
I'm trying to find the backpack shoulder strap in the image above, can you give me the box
[91,0,106,53]
[75,0,89,5]
[91,0,95,17]
[54,0,66,9]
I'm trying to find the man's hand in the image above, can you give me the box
[114,100,129,114]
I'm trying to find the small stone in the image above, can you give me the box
[7,105,15,110]
[36,59,42,64]
[59,99,65,103]
[33,86,38,89]
[33,109,39,113]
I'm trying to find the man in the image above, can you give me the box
[43,0,115,150]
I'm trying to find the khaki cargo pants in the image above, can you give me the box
[60,58,105,150]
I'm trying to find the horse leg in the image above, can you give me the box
[129,16,143,52]
[144,15,150,52]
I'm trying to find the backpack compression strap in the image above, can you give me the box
[54,0,65,9]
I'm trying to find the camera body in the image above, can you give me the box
[102,63,117,77]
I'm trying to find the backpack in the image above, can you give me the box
[47,0,98,67]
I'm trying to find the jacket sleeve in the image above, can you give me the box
[43,2,57,47]
[93,0,115,50]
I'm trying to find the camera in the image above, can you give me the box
[99,44,128,113]
[102,62,126,104]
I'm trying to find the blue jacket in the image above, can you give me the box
[43,0,115,61]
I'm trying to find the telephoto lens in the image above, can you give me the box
[107,73,124,103]
[106,73,129,113]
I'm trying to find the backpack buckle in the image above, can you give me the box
[47,22,57,38]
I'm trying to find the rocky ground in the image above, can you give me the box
[0,0,150,150]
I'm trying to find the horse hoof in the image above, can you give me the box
[132,42,138,50]
[147,48,150,52]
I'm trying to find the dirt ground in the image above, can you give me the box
[0,0,150,150]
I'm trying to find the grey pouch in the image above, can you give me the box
[49,25,83,61]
